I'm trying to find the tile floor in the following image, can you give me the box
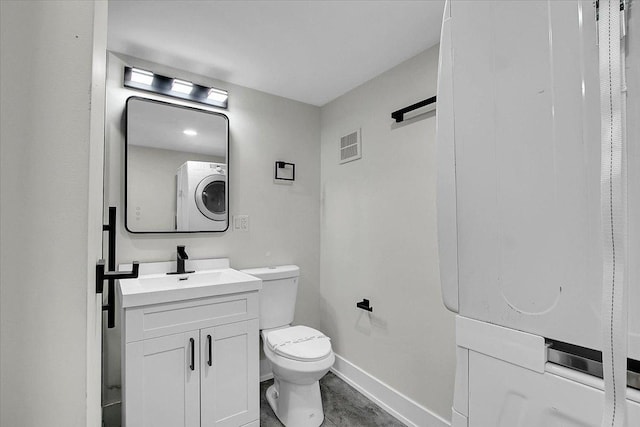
[260,372,406,427]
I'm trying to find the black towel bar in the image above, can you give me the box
[391,95,437,123]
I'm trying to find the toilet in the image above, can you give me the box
[241,265,335,427]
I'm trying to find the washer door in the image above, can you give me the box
[194,173,226,221]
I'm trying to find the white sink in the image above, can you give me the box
[118,258,262,308]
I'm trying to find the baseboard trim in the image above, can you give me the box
[260,372,274,382]
[330,354,450,427]
[260,357,273,382]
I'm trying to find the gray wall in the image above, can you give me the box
[103,52,322,403]
[319,46,456,419]
[0,1,106,426]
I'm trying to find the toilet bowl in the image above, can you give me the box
[262,325,335,426]
[240,266,334,427]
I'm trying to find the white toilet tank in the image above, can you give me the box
[240,265,299,329]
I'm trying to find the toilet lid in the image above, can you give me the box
[266,325,332,362]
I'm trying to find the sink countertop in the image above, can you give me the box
[118,259,262,308]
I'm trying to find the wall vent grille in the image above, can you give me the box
[340,129,361,164]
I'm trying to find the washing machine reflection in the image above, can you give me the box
[176,161,228,231]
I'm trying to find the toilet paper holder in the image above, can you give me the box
[356,299,373,312]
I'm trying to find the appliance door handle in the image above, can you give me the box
[189,338,195,371]
[207,334,212,367]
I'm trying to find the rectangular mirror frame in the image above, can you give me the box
[124,96,229,234]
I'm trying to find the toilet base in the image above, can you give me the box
[266,379,324,427]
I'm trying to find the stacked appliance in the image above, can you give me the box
[176,161,228,232]
[436,1,639,425]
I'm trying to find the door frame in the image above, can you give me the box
[87,1,109,426]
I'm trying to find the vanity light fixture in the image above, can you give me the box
[171,78,193,95]
[130,68,154,86]
[183,129,198,136]
[207,88,228,104]
[123,66,228,109]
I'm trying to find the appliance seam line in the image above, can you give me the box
[606,3,617,424]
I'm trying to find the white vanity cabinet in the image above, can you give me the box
[119,263,261,427]
[200,321,258,427]
[125,331,201,427]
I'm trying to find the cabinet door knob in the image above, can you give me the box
[189,338,195,371]
[207,334,212,367]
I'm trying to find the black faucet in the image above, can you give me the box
[167,245,195,275]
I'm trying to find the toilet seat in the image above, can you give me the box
[264,325,332,362]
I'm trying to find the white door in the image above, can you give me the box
[200,320,259,427]
[125,332,200,427]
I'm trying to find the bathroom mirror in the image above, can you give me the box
[125,97,229,233]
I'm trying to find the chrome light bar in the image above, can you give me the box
[123,67,228,109]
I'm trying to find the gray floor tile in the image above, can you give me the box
[321,373,404,427]
[260,380,285,427]
[260,372,406,427]
[102,403,121,427]
[323,418,338,426]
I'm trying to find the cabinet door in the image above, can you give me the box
[124,332,200,427]
[200,319,259,427]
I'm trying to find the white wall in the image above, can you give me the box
[103,52,321,402]
[319,46,456,420]
[0,1,106,426]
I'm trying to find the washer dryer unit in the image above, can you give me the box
[176,161,227,232]
[436,1,640,426]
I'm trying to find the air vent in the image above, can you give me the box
[340,129,362,164]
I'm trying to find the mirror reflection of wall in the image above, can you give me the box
[125,97,229,233]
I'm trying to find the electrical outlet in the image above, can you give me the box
[233,215,249,232]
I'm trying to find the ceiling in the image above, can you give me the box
[108,0,444,106]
